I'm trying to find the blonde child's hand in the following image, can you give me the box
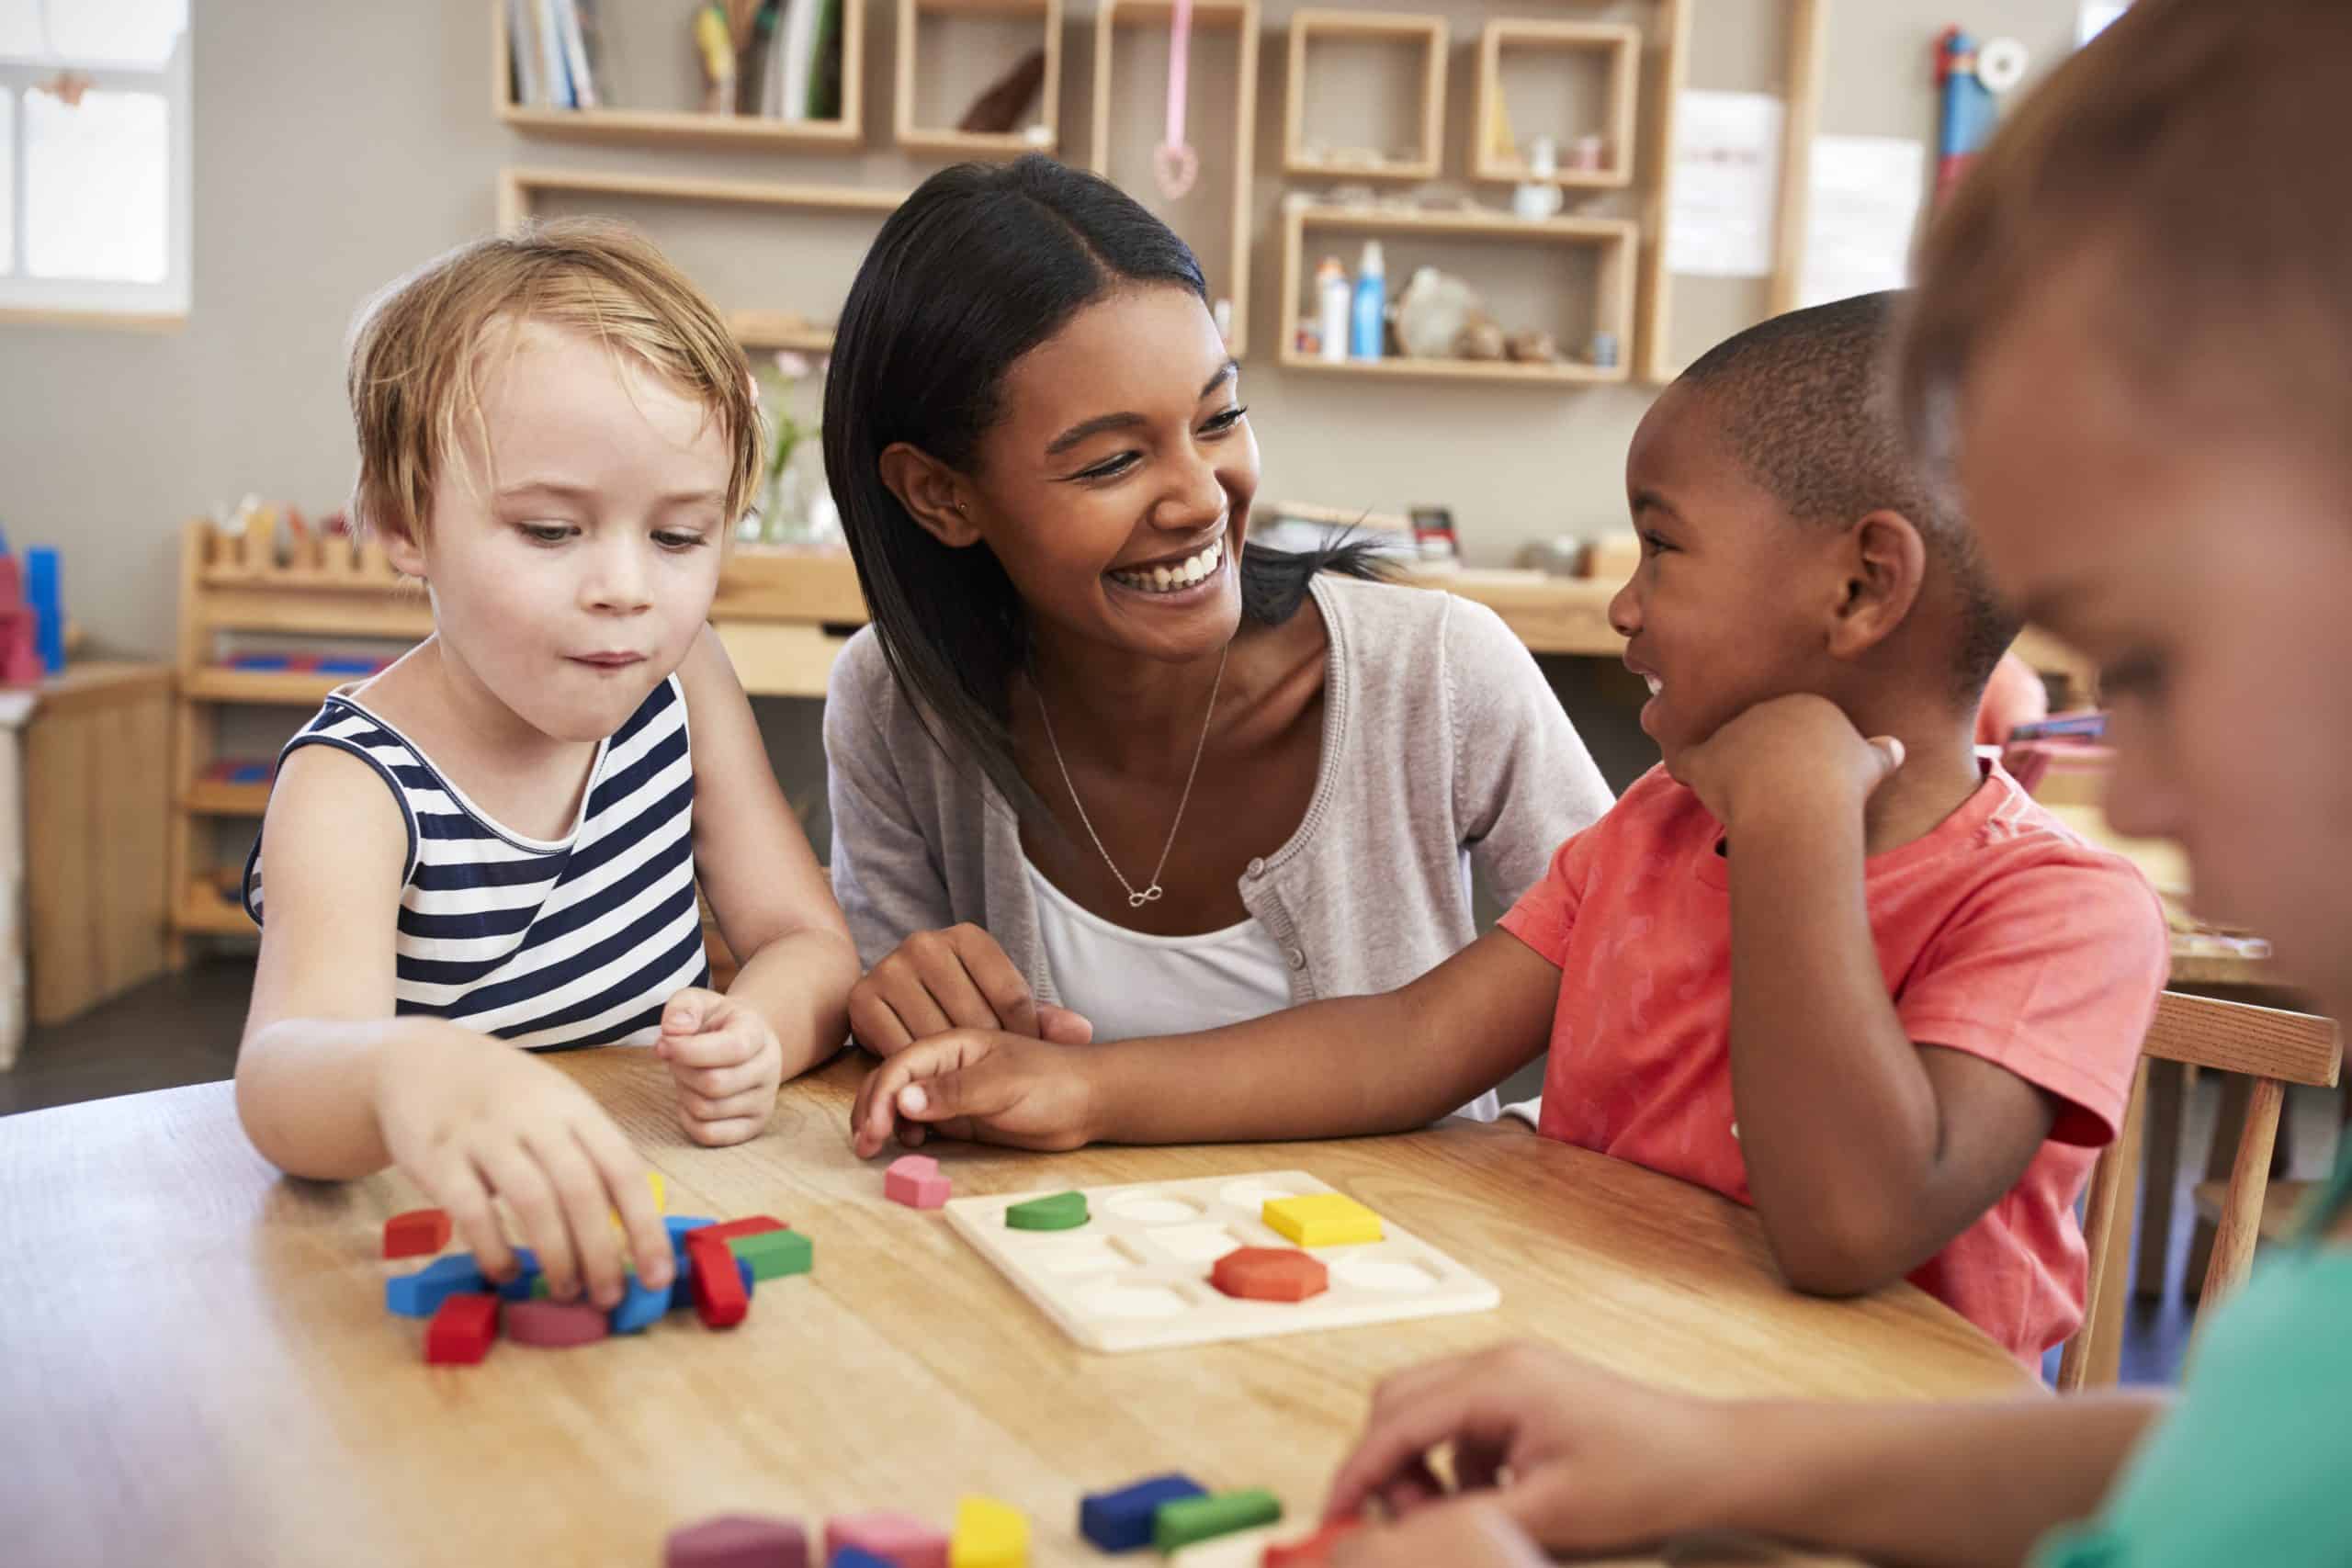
[655,987,783,1146]
[374,1024,673,1309]
[1674,693,1905,830]
[1325,1342,1733,1558]
[847,1028,1097,1158]
[848,923,1094,1056]
[1328,1504,1550,1568]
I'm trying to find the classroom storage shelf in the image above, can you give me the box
[1283,9,1448,184]
[894,0,1064,159]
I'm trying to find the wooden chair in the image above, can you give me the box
[2058,990,2341,1392]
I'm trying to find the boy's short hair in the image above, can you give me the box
[1901,0,2352,483]
[346,219,761,547]
[1678,290,2018,700]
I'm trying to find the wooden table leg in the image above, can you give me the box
[2134,1057,2184,1299]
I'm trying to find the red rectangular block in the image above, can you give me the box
[685,1233,749,1328]
[383,1208,452,1259]
[424,1293,499,1365]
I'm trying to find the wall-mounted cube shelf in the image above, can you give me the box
[1283,10,1447,185]
[1474,20,1642,189]
[894,0,1064,159]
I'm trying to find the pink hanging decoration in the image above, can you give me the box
[1151,0,1201,199]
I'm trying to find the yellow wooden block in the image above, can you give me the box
[1262,1193,1384,1248]
[610,1170,667,1233]
[950,1495,1027,1568]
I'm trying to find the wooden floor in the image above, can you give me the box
[6,959,2339,1388]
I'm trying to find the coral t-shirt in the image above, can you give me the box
[1500,763,2168,1360]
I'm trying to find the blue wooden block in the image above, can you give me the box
[609,1269,669,1335]
[831,1550,894,1568]
[1080,1473,1208,1553]
[229,653,292,671]
[315,657,379,675]
[227,762,272,785]
[494,1248,541,1302]
[385,1252,489,1318]
[664,1215,717,1253]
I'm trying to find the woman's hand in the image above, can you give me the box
[848,924,1092,1056]
[374,1024,675,1309]
[848,1028,1102,1157]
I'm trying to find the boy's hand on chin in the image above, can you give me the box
[1677,694,1905,830]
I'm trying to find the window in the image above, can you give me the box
[0,0,190,323]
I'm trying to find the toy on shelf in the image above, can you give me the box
[1933,29,2030,205]
[0,555,43,687]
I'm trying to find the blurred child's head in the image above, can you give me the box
[1611,290,2017,773]
[346,220,759,742]
[1902,0,2352,1012]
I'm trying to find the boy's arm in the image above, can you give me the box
[851,929,1562,1154]
[678,628,860,1084]
[1691,697,2062,1296]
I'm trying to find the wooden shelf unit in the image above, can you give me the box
[1283,10,1447,184]
[1277,202,1638,388]
[1473,19,1643,189]
[1091,0,1261,358]
[894,0,1064,159]
[491,1,867,150]
[164,514,430,964]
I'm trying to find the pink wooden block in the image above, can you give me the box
[884,1155,950,1211]
[664,1514,807,1568]
[504,1299,610,1348]
[826,1511,949,1568]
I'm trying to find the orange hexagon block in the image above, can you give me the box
[1209,1247,1329,1303]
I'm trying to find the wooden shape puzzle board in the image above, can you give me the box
[944,1170,1499,1353]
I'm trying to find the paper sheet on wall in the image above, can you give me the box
[1665,91,1784,278]
[1798,135,1928,308]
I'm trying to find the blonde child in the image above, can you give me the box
[1325,3,2352,1563]
[852,289,2169,1364]
[238,222,857,1310]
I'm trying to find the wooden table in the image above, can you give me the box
[0,1054,2035,1566]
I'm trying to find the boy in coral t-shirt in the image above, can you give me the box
[849,291,2169,1362]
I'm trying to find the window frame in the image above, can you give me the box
[0,24,192,327]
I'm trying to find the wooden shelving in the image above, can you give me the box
[491,2,867,151]
[1091,0,1261,358]
[1277,202,1637,388]
[729,310,841,355]
[496,168,907,232]
[184,781,272,818]
[894,0,1063,159]
[1473,20,1643,189]
[1283,10,1447,184]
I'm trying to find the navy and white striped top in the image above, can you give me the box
[243,676,710,1051]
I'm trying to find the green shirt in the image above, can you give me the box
[2032,1141,2352,1567]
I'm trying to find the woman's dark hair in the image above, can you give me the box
[824,154,1384,818]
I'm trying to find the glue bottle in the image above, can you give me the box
[1349,240,1386,362]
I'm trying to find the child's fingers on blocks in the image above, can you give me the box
[572,1118,672,1290]
[473,1141,582,1301]
[525,1127,632,1310]
[425,1156,515,1281]
[1327,1373,1487,1519]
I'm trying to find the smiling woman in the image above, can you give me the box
[820,156,1612,1108]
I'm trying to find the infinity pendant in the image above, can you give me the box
[1129,886,1166,908]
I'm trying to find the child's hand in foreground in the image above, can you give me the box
[655,987,784,1147]
[1325,1342,1733,1559]
[848,1028,1097,1157]
[374,1024,674,1308]
[1674,693,1905,831]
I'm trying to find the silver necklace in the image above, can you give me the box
[1034,643,1229,909]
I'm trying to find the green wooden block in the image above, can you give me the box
[730,1227,812,1280]
[1153,1489,1281,1553]
[1004,1190,1090,1232]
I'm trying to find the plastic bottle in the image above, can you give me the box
[1315,256,1350,363]
[1350,240,1386,361]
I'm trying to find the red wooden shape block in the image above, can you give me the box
[1209,1247,1329,1303]
[685,1232,750,1328]
[382,1208,452,1259]
[424,1293,500,1364]
[1263,1517,1362,1565]
[505,1299,610,1348]
[697,1216,786,1245]
[664,1513,808,1568]
[884,1154,950,1210]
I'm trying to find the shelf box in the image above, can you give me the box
[1283,10,1447,184]
[1091,0,1261,357]
[1474,20,1642,189]
[491,2,867,151]
[1278,201,1636,389]
[895,0,1064,159]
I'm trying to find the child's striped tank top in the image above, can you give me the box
[243,676,709,1050]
